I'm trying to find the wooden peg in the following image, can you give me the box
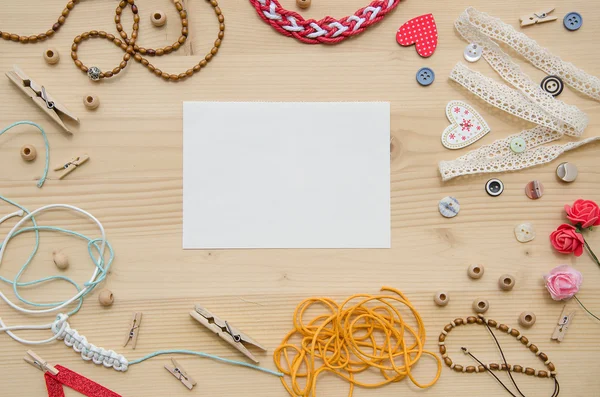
[165,358,196,390]
[24,350,59,375]
[551,306,575,342]
[123,312,143,349]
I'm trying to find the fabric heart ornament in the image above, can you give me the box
[441,101,491,149]
[396,14,438,58]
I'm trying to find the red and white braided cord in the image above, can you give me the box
[248,0,402,44]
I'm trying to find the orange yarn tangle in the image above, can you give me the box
[274,287,441,396]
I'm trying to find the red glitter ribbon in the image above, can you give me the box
[44,365,121,397]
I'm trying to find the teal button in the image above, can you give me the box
[510,137,526,153]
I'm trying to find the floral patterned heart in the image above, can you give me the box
[396,14,438,58]
[441,101,491,149]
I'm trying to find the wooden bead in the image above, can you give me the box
[52,250,69,270]
[538,370,548,378]
[487,319,497,327]
[539,352,548,362]
[490,363,499,370]
[43,48,60,64]
[443,324,453,333]
[466,316,477,324]
[438,334,445,342]
[547,362,555,371]
[513,365,523,373]
[83,94,100,110]
[444,357,452,366]
[498,324,509,332]
[20,145,37,161]
[518,311,536,328]
[454,318,464,326]
[434,291,449,306]
[297,0,311,9]
[98,289,114,306]
[510,329,520,337]
[439,345,446,354]
[499,274,515,291]
[453,365,463,372]
[529,344,538,353]
[520,336,529,345]
[151,11,167,27]
[525,367,535,376]
[466,366,475,373]
[472,298,489,314]
[467,264,484,279]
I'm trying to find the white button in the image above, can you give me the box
[464,43,482,62]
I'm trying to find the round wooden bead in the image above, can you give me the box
[43,48,60,64]
[297,0,311,8]
[52,250,69,270]
[472,298,489,313]
[467,264,484,279]
[98,289,114,306]
[151,11,167,27]
[20,145,37,161]
[499,274,516,291]
[83,94,100,110]
[519,311,536,328]
[434,291,449,306]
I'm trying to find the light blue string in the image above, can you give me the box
[0,121,50,188]
[129,350,283,377]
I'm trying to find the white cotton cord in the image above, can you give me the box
[0,210,24,226]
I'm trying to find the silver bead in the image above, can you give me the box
[87,66,101,81]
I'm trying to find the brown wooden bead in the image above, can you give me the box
[28,35,38,43]
[20,145,37,161]
[82,32,90,39]
[141,59,150,66]
[147,64,155,72]
[169,74,178,81]
[178,36,186,44]
[134,14,140,23]
[176,2,183,11]
[211,47,218,55]
[476,317,484,324]
[547,363,555,371]
[438,334,446,342]
[156,49,164,56]
[538,370,548,378]
[215,39,222,47]
[186,69,194,76]
[478,365,485,372]
[173,42,181,50]
[466,366,475,373]
[90,30,98,36]
[467,316,477,324]
[10,34,20,42]
[501,363,508,370]
[154,68,162,76]
[193,64,201,72]
[453,365,463,372]
[62,8,70,17]
[178,73,187,80]
[205,53,213,62]
[19,36,28,43]
[106,33,115,40]
[38,34,47,41]
[513,365,523,373]
[439,345,446,354]
[74,35,82,43]
[211,0,218,6]
[52,23,61,31]
[297,0,311,9]
[120,43,127,51]
[124,53,131,61]
[2,32,10,40]
[498,324,509,332]
[161,72,170,80]
[46,29,55,37]
[74,60,83,68]
[147,49,156,56]
[58,16,66,24]
[218,14,224,23]
[119,31,127,39]
[182,27,189,36]
[218,31,224,39]
[104,71,113,78]
[510,329,520,337]
[444,324,453,333]
[164,46,173,54]
[490,363,499,370]
[520,336,529,345]
[180,11,188,19]
[220,23,225,31]
[444,358,452,366]
[199,59,208,67]
[119,61,127,69]
[80,65,88,72]
[182,19,188,27]
[131,4,138,14]
[215,6,222,15]
[98,289,114,306]
[539,352,548,361]
[67,1,75,9]
[112,67,121,75]
[134,54,142,62]
[525,367,535,376]
[529,344,538,353]
[71,51,77,60]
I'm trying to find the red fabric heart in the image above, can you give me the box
[396,14,438,58]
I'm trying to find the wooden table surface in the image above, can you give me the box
[1,1,599,396]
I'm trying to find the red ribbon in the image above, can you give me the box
[44,365,121,397]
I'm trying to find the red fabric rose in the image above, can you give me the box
[550,224,584,256]
[565,199,600,229]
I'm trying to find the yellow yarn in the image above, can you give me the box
[274,287,441,396]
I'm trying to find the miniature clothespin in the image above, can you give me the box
[165,358,197,390]
[123,312,143,349]
[5,65,79,133]
[190,305,266,363]
[24,350,59,376]
[520,8,557,27]
[54,154,89,179]
[551,306,575,342]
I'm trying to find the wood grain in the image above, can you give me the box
[1,1,599,396]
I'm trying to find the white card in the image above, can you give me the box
[183,102,390,249]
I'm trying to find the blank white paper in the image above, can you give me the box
[183,102,390,249]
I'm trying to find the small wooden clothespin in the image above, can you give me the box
[551,306,575,342]
[520,8,557,27]
[190,305,266,363]
[164,358,197,390]
[24,350,59,376]
[123,312,143,349]
[5,65,79,133]
[54,154,89,180]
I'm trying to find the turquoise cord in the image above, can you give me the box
[0,121,50,188]
[129,350,283,377]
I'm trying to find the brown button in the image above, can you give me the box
[556,162,578,182]
[525,180,544,199]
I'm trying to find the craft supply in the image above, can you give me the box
[248,0,401,44]
[439,8,600,181]
[440,315,560,397]
[52,250,69,270]
[519,312,536,328]
[472,299,489,314]
[123,312,142,348]
[556,162,578,182]
[274,287,441,397]
[1,1,224,82]
[520,8,557,27]
[43,48,60,64]
[514,223,535,243]
[551,200,600,266]
[54,154,89,179]
[499,274,515,291]
[434,291,449,306]
[24,350,59,376]
[83,94,100,110]
[183,102,390,249]
[468,264,484,279]
[416,67,435,86]
[20,145,37,162]
[541,75,564,97]
[439,196,460,218]
[98,289,114,307]
[463,43,482,62]
[190,306,266,363]
[485,179,504,197]
[151,10,167,27]
[441,100,491,149]
[296,0,310,9]
[6,66,79,133]
[551,307,575,342]
[509,137,527,154]
[396,14,438,58]
[165,358,196,390]
[563,12,582,31]
[525,180,544,199]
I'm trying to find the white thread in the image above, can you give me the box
[535,370,539,376]
[462,366,467,372]
[0,210,24,226]
[363,6,380,20]
[526,341,532,347]
[438,341,445,346]
[329,22,348,37]
[283,16,303,32]
[475,366,480,373]
[347,16,365,31]
[306,23,327,38]
[507,327,512,334]
[451,320,456,327]
[441,330,448,335]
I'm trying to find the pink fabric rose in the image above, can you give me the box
[565,199,600,229]
[544,265,582,300]
[550,224,584,256]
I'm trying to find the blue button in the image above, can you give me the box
[416,67,435,86]
[564,12,583,31]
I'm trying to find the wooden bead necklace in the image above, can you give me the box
[0,0,224,82]
[439,314,559,397]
